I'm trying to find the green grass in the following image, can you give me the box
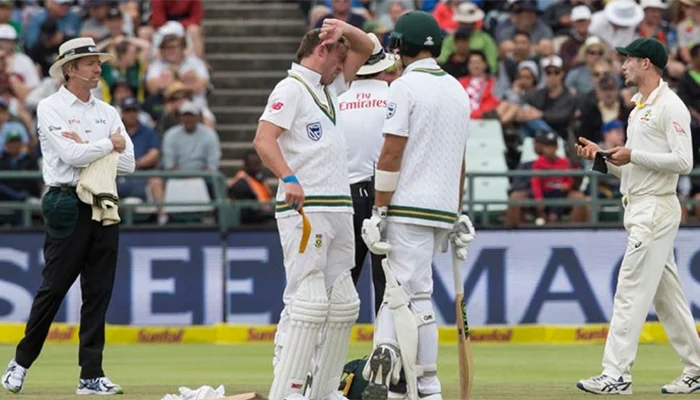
[0,343,687,399]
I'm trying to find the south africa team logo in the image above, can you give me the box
[387,102,396,119]
[306,122,323,141]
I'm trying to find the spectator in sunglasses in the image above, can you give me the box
[565,36,608,96]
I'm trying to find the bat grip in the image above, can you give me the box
[451,246,464,296]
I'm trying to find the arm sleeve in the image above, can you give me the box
[259,79,301,131]
[110,109,135,174]
[630,104,693,174]
[606,162,623,178]
[381,80,412,137]
[38,101,113,168]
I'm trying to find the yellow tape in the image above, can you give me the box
[0,323,695,345]
[298,208,311,253]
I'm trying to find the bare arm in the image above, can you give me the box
[375,134,408,207]
[319,19,374,83]
[253,121,294,179]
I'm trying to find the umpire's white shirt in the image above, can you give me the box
[38,85,135,187]
[338,79,389,184]
[610,80,693,196]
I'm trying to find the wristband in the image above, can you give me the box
[375,170,400,192]
[282,175,299,184]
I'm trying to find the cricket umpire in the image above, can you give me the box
[576,38,700,395]
[338,33,399,316]
[2,38,134,395]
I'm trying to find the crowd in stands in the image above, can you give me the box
[302,0,700,227]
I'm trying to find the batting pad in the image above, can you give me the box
[268,272,329,400]
[309,272,360,400]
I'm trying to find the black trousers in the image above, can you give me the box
[15,190,119,379]
[350,179,386,316]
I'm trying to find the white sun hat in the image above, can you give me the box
[570,5,592,21]
[453,2,485,24]
[48,37,113,81]
[356,33,399,76]
[604,0,644,27]
[640,0,667,9]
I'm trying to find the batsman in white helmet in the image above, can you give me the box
[360,10,475,400]
[253,19,373,400]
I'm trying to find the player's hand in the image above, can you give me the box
[110,128,126,153]
[449,214,475,260]
[284,182,305,211]
[62,131,85,143]
[319,19,346,46]
[362,206,392,255]
[607,146,632,166]
[575,137,601,161]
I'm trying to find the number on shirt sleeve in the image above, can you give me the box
[382,80,412,138]
[259,79,301,131]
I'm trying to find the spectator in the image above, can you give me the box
[588,0,643,49]
[542,0,589,36]
[437,2,498,74]
[24,0,81,50]
[529,131,586,224]
[162,100,220,173]
[372,0,413,31]
[559,5,592,68]
[637,0,686,78]
[564,35,607,96]
[116,96,166,224]
[497,60,539,126]
[459,50,498,119]
[676,0,700,65]
[0,97,30,150]
[0,130,40,226]
[517,55,577,140]
[145,28,209,116]
[27,18,72,78]
[440,29,470,79]
[584,119,624,200]
[0,0,20,41]
[678,44,700,220]
[577,72,630,144]
[96,6,134,43]
[109,78,154,128]
[309,0,369,29]
[495,0,553,54]
[314,0,367,30]
[80,0,117,41]
[227,150,274,225]
[0,25,39,102]
[432,0,463,33]
[99,39,149,103]
[150,0,204,59]
[494,30,540,99]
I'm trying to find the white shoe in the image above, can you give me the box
[1,359,27,394]
[576,374,632,395]
[76,377,124,395]
[661,373,700,394]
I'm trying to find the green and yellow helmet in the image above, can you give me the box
[388,11,443,57]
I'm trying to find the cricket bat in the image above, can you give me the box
[452,247,474,400]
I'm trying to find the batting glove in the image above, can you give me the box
[449,214,475,260]
[361,206,392,255]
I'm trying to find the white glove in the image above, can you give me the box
[449,214,475,260]
[361,206,392,255]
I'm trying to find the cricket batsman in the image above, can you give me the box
[253,19,373,400]
[575,38,700,395]
[360,11,475,400]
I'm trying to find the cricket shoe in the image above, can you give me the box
[76,377,124,395]
[2,359,27,394]
[577,374,632,395]
[661,373,700,394]
[362,345,400,400]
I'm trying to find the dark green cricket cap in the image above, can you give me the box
[615,38,668,70]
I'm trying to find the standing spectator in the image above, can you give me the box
[27,18,72,78]
[497,60,539,125]
[495,0,554,53]
[564,36,607,96]
[440,29,470,79]
[314,0,367,30]
[676,0,700,65]
[227,151,274,225]
[517,55,577,140]
[494,30,540,99]
[577,72,631,144]
[150,0,204,59]
[0,25,39,102]
[162,101,220,173]
[559,5,592,68]
[437,2,498,74]
[24,0,81,50]
[588,0,643,49]
[459,50,499,119]
[0,130,40,226]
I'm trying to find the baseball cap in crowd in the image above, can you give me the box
[517,60,540,82]
[615,37,668,70]
[179,100,200,115]
[121,96,140,111]
[535,131,558,146]
[541,55,564,70]
[641,0,667,10]
[4,130,22,143]
[0,24,16,41]
[571,5,592,21]
[510,0,539,13]
[598,73,617,90]
[601,120,624,135]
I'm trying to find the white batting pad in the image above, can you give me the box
[309,272,360,399]
[268,272,329,400]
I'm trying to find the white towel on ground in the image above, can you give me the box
[77,152,121,225]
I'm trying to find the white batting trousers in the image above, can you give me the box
[602,194,700,380]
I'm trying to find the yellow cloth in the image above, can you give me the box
[77,152,121,226]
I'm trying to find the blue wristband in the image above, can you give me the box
[282,175,299,184]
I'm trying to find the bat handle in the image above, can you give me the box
[451,245,464,297]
